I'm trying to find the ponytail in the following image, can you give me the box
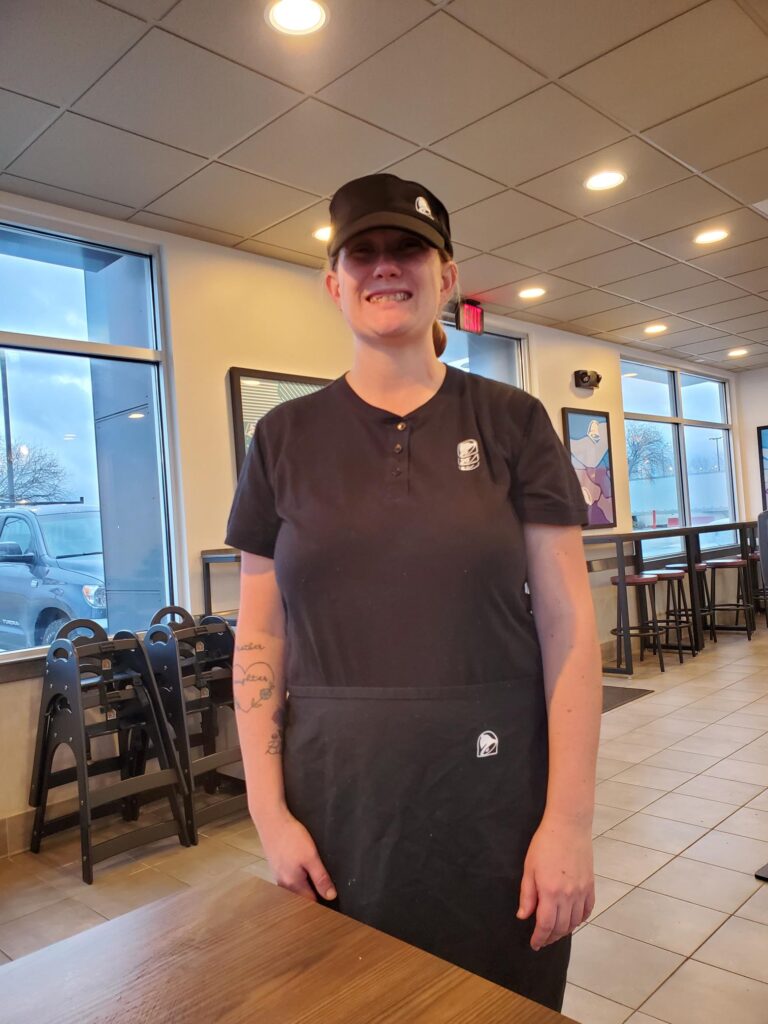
[432,320,447,357]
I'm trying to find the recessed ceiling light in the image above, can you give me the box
[695,228,729,245]
[728,348,748,357]
[584,171,626,191]
[518,287,546,299]
[128,412,145,419]
[266,0,327,34]
[312,225,332,242]
[644,324,667,335]
[622,372,638,378]
[63,433,76,440]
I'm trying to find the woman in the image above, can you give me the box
[226,173,602,1012]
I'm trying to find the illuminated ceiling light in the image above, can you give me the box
[266,0,327,34]
[644,324,667,335]
[518,287,546,299]
[728,348,748,357]
[695,228,729,245]
[584,170,626,191]
[312,225,332,242]
[63,433,76,440]
[128,412,145,419]
[622,372,638,377]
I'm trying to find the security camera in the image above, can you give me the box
[574,370,602,390]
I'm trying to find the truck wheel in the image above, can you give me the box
[42,617,69,646]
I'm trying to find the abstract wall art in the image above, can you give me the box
[562,408,617,529]
[759,425,768,512]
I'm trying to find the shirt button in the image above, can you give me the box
[396,421,407,431]
[394,443,403,454]
[392,468,401,477]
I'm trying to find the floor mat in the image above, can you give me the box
[602,685,654,712]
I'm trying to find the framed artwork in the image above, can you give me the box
[229,367,330,475]
[562,408,616,530]
[759,425,768,511]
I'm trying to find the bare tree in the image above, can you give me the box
[0,443,70,505]
[626,423,674,480]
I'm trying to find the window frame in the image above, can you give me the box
[439,309,527,390]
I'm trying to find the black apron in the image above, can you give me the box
[283,677,571,1013]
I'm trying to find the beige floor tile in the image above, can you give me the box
[0,898,107,959]
[599,740,669,763]
[596,757,636,781]
[693,916,768,984]
[0,858,67,926]
[664,707,728,724]
[592,837,673,886]
[731,736,768,766]
[592,887,726,956]
[628,719,706,741]
[611,765,694,791]
[589,875,634,920]
[642,959,768,1024]
[673,774,764,805]
[641,857,761,913]
[747,789,768,811]
[562,983,632,1024]
[736,884,768,925]
[68,864,190,920]
[593,805,634,836]
[670,734,754,757]
[624,1014,667,1023]
[642,792,737,828]
[236,857,276,884]
[682,830,768,873]
[141,835,257,887]
[717,807,768,842]
[568,924,682,1009]
[0,950,9,966]
[640,748,721,772]
[603,813,706,855]
[704,759,768,786]
[695,723,767,743]
[594,781,667,812]
[216,826,266,857]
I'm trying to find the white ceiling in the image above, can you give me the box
[1,0,768,370]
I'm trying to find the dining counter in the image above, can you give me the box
[0,872,575,1023]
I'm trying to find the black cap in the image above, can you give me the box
[328,173,452,258]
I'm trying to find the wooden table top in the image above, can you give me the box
[0,874,575,1023]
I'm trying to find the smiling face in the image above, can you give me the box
[325,228,457,347]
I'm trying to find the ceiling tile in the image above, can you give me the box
[482,302,517,315]
[704,310,768,335]
[555,244,674,286]
[742,328,768,342]
[710,350,768,368]
[129,211,243,245]
[223,100,415,198]
[478,274,584,308]
[0,89,57,169]
[236,239,325,270]
[729,267,768,292]
[7,113,205,207]
[382,152,503,213]
[646,77,768,171]
[164,0,434,94]
[691,237,768,276]
[455,254,534,297]
[656,325,727,346]
[670,338,732,356]
[552,321,602,338]
[702,343,765,359]
[448,0,702,77]
[452,242,481,262]
[525,289,627,321]
[493,220,626,271]
[318,14,544,145]
[562,0,768,130]
[644,207,768,261]
[108,0,178,17]
[148,163,317,236]
[587,178,739,240]
[433,85,625,185]
[685,295,768,325]
[0,173,135,219]
[649,281,750,313]
[568,302,673,333]
[505,312,559,327]
[517,137,690,217]
[450,190,570,250]
[602,264,715,301]
[0,0,144,105]
[707,148,768,206]
[254,201,331,258]
[596,314,700,342]
[74,29,300,157]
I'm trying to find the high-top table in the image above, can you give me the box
[0,873,575,1023]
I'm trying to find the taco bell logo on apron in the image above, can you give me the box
[477,730,498,758]
[457,438,480,471]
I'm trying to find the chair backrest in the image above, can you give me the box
[759,511,768,581]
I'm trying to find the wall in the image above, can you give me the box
[734,366,768,518]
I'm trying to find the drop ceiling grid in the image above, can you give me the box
[0,0,767,367]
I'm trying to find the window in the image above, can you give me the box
[0,223,170,654]
[622,359,735,558]
[441,321,522,387]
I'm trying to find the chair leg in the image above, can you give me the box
[648,583,664,672]
[669,581,684,663]
[710,568,718,642]
[679,579,696,657]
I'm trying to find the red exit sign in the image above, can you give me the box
[456,299,484,334]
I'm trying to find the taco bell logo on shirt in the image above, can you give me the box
[477,731,498,758]
[457,438,480,471]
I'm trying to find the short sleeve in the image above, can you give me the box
[511,398,588,526]
[225,420,281,557]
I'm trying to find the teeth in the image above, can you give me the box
[369,292,410,303]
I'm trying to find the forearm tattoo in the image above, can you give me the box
[266,706,285,756]
[232,658,275,713]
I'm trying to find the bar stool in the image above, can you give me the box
[666,561,714,642]
[749,551,768,629]
[637,569,696,663]
[611,574,665,672]
[705,558,756,641]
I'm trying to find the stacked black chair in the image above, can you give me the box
[143,606,246,844]
[28,620,190,883]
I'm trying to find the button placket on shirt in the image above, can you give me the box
[388,420,409,487]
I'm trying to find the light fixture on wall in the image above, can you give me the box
[266,0,328,34]
[584,170,626,191]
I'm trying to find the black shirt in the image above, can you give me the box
[226,366,587,690]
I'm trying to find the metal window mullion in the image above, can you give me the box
[0,330,161,364]
[676,422,692,527]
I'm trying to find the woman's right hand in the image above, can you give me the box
[257,810,337,903]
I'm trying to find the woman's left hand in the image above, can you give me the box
[516,816,595,950]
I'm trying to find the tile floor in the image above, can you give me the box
[1,627,767,1024]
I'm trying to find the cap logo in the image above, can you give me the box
[415,196,433,219]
